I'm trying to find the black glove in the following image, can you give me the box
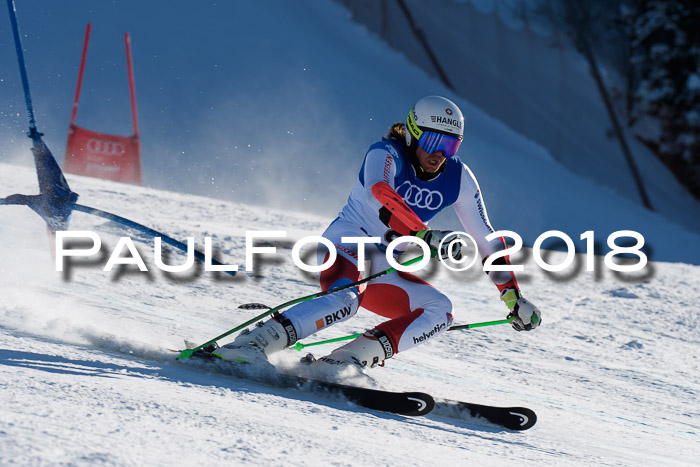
[416,228,463,261]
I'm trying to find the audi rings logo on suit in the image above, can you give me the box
[396,181,444,210]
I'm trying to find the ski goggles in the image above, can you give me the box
[416,130,462,158]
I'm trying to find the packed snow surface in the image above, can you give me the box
[1,165,698,466]
[1,1,699,464]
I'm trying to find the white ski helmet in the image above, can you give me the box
[405,96,464,158]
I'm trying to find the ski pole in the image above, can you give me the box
[177,253,432,360]
[447,317,513,331]
[292,333,361,351]
[290,317,515,351]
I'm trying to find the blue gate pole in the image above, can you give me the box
[6,0,39,138]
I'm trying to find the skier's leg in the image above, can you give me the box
[283,252,362,342]
[369,271,454,354]
[215,220,364,362]
[311,258,453,371]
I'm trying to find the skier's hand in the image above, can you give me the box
[501,288,541,331]
[416,228,463,261]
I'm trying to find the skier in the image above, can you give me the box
[214,95,541,376]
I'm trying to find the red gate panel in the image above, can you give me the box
[64,125,142,185]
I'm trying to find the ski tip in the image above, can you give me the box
[432,400,537,431]
[238,303,271,310]
[507,407,537,431]
[403,392,435,416]
[183,339,197,349]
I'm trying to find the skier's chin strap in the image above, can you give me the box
[407,146,444,182]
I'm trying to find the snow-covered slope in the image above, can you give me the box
[340,0,700,234]
[1,0,698,264]
[1,0,699,464]
[1,165,698,466]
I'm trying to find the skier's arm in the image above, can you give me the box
[362,148,426,235]
[452,165,518,292]
[362,147,461,259]
[371,182,427,234]
[452,164,541,331]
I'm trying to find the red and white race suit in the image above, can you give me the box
[281,137,518,354]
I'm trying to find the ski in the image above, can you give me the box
[431,399,537,431]
[296,377,434,417]
[174,347,434,417]
[174,345,535,428]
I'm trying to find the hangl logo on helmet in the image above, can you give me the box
[396,181,444,210]
[429,115,462,132]
[445,108,453,115]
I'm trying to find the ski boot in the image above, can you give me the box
[301,332,394,383]
[213,319,288,365]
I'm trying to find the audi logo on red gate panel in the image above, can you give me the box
[86,138,127,156]
[396,181,444,210]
